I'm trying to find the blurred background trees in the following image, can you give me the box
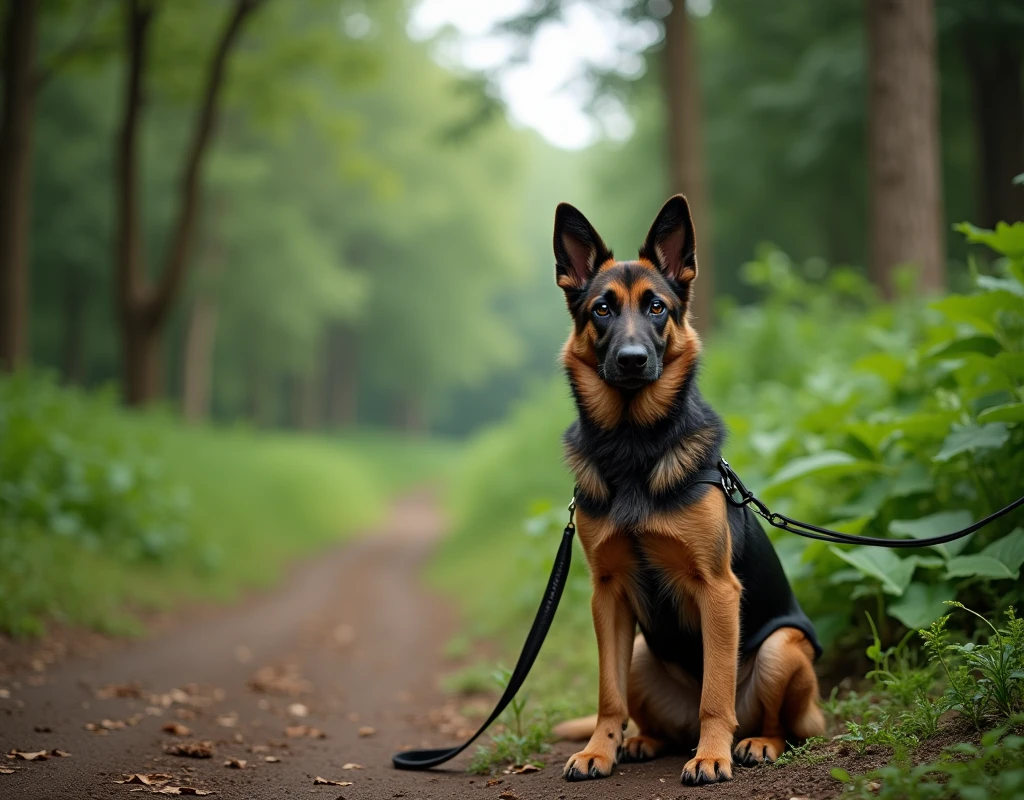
[1,0,1022,434]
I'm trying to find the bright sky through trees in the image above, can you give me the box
[408,0,668,148]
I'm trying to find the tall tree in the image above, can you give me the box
[115,0,262,406]
[664,0,713,331]
[947,0,1024,227]
[865,0,945,297]
[0,0,39,371]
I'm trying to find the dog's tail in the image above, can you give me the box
[552,714,598,741]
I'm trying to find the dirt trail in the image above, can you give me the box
[0,491,858,800]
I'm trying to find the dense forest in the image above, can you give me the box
[2,0,1022,435]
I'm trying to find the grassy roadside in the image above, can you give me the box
[0,374,454,637]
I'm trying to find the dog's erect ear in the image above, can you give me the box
[639,195,698,286]
[553,203,612,294]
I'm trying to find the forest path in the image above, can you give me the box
[1,490,846,800]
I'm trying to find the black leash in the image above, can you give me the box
[391,493,578,770]
[713,458,1024,548]
[392,459,1024,770]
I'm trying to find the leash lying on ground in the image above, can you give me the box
[391,495,578,770]
[392,459,1024,770]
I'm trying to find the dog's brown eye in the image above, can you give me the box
[650,299,665,315]
[593,303,610,317]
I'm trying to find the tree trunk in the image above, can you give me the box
[963,37,1024,228]
[663,0,713,333]
[396,392,427,435]
[865,0,945,298]
[291,371,321,431]
[325,325,358,427]
[181,294,218,421]
[114,0,262,406]
[61,265,87,385]
[0,0,39,372]
[122,315,162,405]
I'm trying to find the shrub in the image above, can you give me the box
[0,373,190,561]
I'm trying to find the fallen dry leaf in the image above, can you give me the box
[162,723,192,737]
[155,786,214,796]
[95,682,143,699]
[263,756,281,763]
[287,702,308,718]
[115,773,173,786]
[247,664,311,696]
[313,777,352,786]
[164,741,215,759]
[510,763,540,774]
[356,726,376,738]
[7,750,48,761]
[0,767,16,774]
[341,763,363,770]
[498,792,518,800]
[215,714,237,728]
[223,758,246,769]
[284,725,326,739]
[485,778,503,787]
[101,718,126,731]
[248,744,269,754]
[50,749,70,758]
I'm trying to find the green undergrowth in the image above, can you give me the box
[821,602,1024,798]
[0,373,451,637]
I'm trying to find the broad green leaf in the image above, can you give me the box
[852,352,906,386]
[932,292,1024,335]
[823,515,873,535]
[764,451,886,491]
[955,221,1024,258]
[979,528,1024,574]
[978,402,1024,424]
[888,465,934,497]
[933,423,1010,463]
[924,335,1002,360]
[944,555,1019,581]
[829,546,917,596]
[994,352,1024,380]
[889,582,955,630]
[976,275,1024,298]
[889,510,974,559]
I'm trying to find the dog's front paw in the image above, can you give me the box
[563,748,615,781]
[681,754,733,785]
[734,736,784,767]
[620,735,662,763]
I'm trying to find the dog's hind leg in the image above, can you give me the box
[734,627,824,767]
[622,634,700,762]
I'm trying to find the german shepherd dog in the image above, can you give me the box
[551,196,825,785]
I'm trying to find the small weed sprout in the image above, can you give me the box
[468,666,551,775]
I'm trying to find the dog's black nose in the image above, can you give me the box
[616,345,649,371]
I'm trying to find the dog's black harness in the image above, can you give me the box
[392,459,1024,770]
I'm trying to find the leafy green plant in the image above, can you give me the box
[921,602,1024,728]
[0,373,191,561]
[835,721,1024,800]
[468,667,552,775]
